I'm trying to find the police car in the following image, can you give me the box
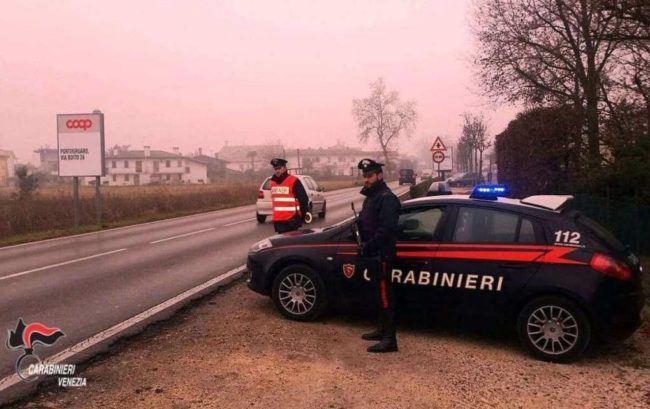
[247,185,644,362]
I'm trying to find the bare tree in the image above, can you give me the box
[352,78,418,176]
[246,151,257,173]
[472,0,636,168]
[461,113,492,178]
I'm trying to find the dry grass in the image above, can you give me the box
[319,179,362,191]
[0,182,259,239]
[0,179,360,242]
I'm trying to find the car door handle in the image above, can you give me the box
[499,262,526,270]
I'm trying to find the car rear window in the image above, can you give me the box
[573,212,626,252]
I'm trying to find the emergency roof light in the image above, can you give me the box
[470,184,510,200]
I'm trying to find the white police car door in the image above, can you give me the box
[437,206,543,319]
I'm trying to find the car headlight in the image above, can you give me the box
[250,238,273,253]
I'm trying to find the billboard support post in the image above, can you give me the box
[73,177,80,229]
[95,176,102,226]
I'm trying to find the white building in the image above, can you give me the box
[0,149,16,186]
[216,144,284,173]
[285,143,398,176]
[102,146,208,185]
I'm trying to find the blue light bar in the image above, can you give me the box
[470,184,510,200]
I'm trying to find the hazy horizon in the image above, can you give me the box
[1,0,519,164]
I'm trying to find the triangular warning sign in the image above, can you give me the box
[430,137,447,151]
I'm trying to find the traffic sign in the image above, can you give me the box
[432,151,445,163]
[430,136,447,152]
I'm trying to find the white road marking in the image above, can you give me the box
[149,228,215,244]
[222,217,256,227]
[0,248,128,282]
[0,264,246,400]
[0,205,256,252]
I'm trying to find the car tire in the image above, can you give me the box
[516,295,591,363]
[272,264,328,322]
[318,201,326,218]
[256,213,266,224]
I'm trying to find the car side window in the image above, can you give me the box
[302,177,316,191]
[397,207,445,242]
[307,177,319,191]
[452,207,519,243]
[452,207,542,243]
[518,218,536,243]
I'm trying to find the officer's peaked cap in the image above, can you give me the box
[357,158,384,175]
[270,158,288,167]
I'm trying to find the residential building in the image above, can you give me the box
[102,146,208,185]
[191,148,230,181]
[216,144,285,173]
[284,143,399,176]
[0,150,16,186]
[34,147,59,175]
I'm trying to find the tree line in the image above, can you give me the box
[473,0,649,199]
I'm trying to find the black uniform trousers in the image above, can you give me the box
[365,255,396,339]
[273,215,302,234]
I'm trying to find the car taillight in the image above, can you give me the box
[590,253,632,281]
[258,190,264,199]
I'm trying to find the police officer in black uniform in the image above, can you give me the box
[357,158,401,353]
[269,158,310,234]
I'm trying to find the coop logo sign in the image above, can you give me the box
[57,112,105,177]
[65,119,93,130]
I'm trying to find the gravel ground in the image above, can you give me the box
[9,275,649,409]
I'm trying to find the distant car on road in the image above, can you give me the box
[426,181,453,196]
[448,172,484,187]
[248,185,644,362]
[398,169,417,185]
[421,169,433,179]
[256,175,327,223]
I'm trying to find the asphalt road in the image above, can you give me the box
[0,182,409,382]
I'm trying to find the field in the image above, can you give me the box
[0,179,360,246]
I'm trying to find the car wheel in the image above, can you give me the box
[516,295,591,363]
[256,213,266,224]
[318,201,326,218]
[272,264,327,321]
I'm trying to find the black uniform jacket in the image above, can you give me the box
[358,180,401,259]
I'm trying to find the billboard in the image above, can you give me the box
[57,113,105,177]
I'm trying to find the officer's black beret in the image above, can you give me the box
[357,158,384,175]
[270,158,288,167]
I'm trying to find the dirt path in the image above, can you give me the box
[11,279,650,409]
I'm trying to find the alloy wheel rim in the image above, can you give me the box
[278,272,316,315]
[526,305,579,355]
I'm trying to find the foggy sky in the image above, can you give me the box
[0,0,519,163]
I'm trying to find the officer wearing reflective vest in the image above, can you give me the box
[269,158,310,234]
[357,158,401,353]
